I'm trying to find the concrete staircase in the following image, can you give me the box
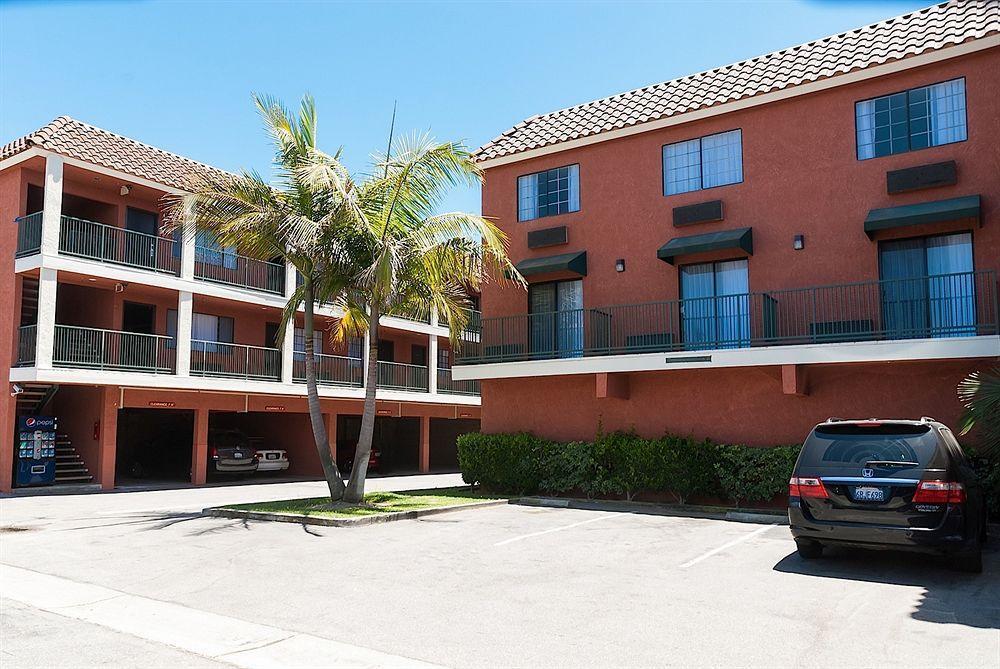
[54,434,94,484]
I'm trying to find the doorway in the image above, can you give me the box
[679,259,750,349]
[123,302,156,334]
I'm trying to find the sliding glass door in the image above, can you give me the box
[880,232,974,338]
[680,259,749,349]
[529,280,583,358]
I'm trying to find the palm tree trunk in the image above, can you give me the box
[344,303,380,503]
[303,279,346,500]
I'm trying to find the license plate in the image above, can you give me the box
[266,453,279,460]
[233,451,244,459]
[853,486,885,502]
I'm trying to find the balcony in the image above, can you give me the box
[376,361,428,392]
[190,341,281,382]
[457,271,998,364]
[292,353,364,387]
[53,325,176,373]
[15,212,42,257]
[437,368,480,395]
[194,247,285,295]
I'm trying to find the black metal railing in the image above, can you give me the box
[16,325,36,366]
[437,368,480,395]
[190,340,281,381]
[292,353,364,387]
[53,325,176,373]
[194,247,285,295]
[59,216,180,274]
[15,212,42,257]
[457,271,998,364]
[377,361,428,392]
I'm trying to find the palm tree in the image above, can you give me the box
[305,133,523,503]
[959,366,1000,455]
[165,94,360,500]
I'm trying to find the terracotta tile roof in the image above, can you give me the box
[475,0,1000,163]
[0,116,231,191]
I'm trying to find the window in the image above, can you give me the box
[194,230,238,269]
[879,232,975,338]
[679,259,749,349]
[529,279,583,358]
[293,327,323,360]
[663,129,743,196]
[438,349,450,369]
[169,311,234,352]
[856,78,967,160]
[347,336,364,360]
[518,164,580,221]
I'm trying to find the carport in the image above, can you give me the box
[209,411,323,479]
[429,418,479,471]
[336,416,420,475]
[116,409,194,483]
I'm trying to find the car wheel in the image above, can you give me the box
[952,543,983,574]
[795,538,823,560]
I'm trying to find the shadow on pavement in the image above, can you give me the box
[773,540,1000,630]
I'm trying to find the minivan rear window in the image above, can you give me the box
[800,424,942,468]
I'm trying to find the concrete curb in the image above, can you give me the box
[515,496,789,525]
[203,498,509,527]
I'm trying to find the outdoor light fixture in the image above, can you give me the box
[615,259,626,272]
[793,234,805,250]
[120,185,131,196]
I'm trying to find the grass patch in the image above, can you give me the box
[222,486,504,519]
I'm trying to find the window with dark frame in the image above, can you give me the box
[856,78,967,160]
[663,129,743,196]
[518,164,580,221]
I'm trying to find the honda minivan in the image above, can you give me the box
[788,417,987,573]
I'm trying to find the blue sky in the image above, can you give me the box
[1,0,930,214]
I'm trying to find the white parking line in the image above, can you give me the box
[494,513,617,546]
[0,563,442,668]
[679,523,778,568]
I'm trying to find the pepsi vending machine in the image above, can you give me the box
[16,415,57,487]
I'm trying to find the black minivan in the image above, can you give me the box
[788,417,987,573]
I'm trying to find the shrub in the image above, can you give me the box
[539,440,598,495]
[715,444,801,506]
[595,431,657,500]
[662,436,721,504]
[456,432,546,494]
[968,450,1000,519]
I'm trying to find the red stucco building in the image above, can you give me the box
[1,120,481,492]
[453,1,1000,446]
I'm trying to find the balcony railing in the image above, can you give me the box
[377,361,428,392]
[194,247,285,295]
[190,340,281,381]
[457,271,999,364]
[16,325,36,366]
[53,325,175,373]
[437,368,480,396]
[15,212,42,257]
[60,216,180,275]
[292,353,364,387]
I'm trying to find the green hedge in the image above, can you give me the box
[457,431,802,506]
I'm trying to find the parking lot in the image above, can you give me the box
[2,478,998,668]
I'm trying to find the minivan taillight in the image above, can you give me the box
[211,447,219,459]
[912,480,965,504]
[789,477,828,498]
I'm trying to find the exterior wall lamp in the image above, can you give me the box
[793,234,805,250]
[615,259,626,272]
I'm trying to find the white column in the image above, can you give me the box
[284,263,297,299]
[176,291,193,376]
[180,211,196,281]
[35,268,58,369]
[362,330,371,387]
[281,320,294,385]
[428,333,439,395]
[40,155,64,257]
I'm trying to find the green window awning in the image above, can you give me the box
[515,250,587,277]
[656,227,753,265]
[864,194,981,239]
